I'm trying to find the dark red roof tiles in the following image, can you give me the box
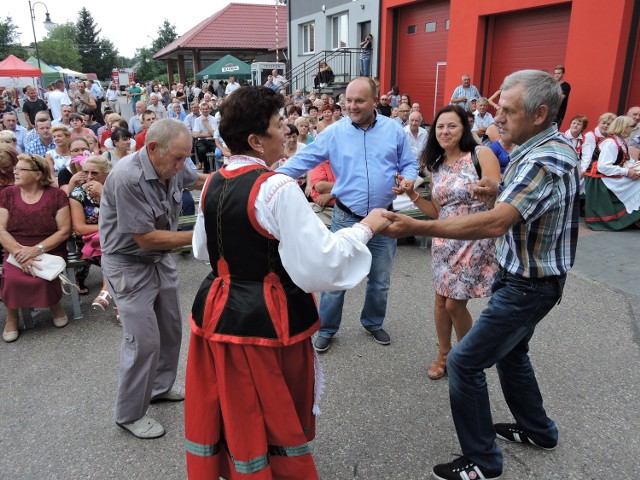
[154,3,288,58]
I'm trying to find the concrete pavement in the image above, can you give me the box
[1,209,638,479]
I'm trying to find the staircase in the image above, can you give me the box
[286,48,360,97]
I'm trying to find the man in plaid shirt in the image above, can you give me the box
[25,119,55,157]
[381,69,579,480]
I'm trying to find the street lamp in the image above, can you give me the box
[29,1,55,71]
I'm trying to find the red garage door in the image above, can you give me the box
[484,4,571,104]
[625,32,640,110]
[396,0,450,124]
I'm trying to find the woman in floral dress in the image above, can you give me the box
[396,105,501,379]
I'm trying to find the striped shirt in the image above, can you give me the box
[450,84,480,111]
[497,125,580,278]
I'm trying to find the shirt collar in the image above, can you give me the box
[509,124,559,163]
[351,110,378,131]
[139,147,159,181]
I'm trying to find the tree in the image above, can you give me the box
[135,20,179,82]
[76,7,102,75]
[38,22,81,71]
[97,39,118,80]
[153,20,178,51]
[0,16,28,59]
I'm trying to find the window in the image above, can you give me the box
[331,13,348,49]
[407,25,417,35]
[445,19,450,30]
[302,22,315,54]
[425,22,436,33]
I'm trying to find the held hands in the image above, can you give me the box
[378,211,418,238]
[360,208,392,234]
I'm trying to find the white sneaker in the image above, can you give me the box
[117,415,165,439]
[151,386,185,403]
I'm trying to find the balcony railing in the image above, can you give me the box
[286,48,361,93]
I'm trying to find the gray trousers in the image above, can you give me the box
[102,254,182,424]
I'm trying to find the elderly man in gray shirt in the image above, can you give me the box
[99,119,207,439]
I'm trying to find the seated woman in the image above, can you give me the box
[59,137,91,195]
[0,154,71,342]
[295,116,314,145]
[313,61,334,89]
[45,125,71,184]
[168,103,186,121]
[316,104,336,133]
[186,85,389,479]
[0,130,18,148]
[582,112,615,176]
[585,115,640,230]
[68,155,117,319]
[103,127,132,166]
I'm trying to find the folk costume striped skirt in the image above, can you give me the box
[184,333,319,479]
[585,176,640,231]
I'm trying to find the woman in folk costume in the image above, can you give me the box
[185,86,390,479]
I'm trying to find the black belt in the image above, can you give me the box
[107,253,166,264]
[335,199,393,220]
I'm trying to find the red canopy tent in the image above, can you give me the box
[0,55,42,95]
[0,55,41,77]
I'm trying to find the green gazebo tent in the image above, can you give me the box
[196,54,251,80]
[26,57,63,86]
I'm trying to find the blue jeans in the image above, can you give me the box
[317,206,396,338]
[359,58,371,77]
[447,269,565,470]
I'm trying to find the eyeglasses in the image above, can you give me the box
[14,167,38,173]
[82,170,101,176]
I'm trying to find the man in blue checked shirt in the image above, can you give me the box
[277,77,418,353]
[381,70,580,480]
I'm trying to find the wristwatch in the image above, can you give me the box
[37,244,45,254]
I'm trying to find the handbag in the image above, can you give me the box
[7,253,77,294]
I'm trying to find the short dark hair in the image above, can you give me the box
[286,124,299,136]
[219,86,284,154]
[111,127,132,143]
[69,113,84,122]
[420,105,477,172]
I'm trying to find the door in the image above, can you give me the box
[395,0,450,124]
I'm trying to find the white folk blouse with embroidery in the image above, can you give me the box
[193,156,374,293]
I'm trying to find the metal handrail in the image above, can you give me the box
[286,48,360,93]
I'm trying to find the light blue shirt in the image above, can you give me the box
[89,83,103,100]
[277,113,418,217]
[10,125,27,152]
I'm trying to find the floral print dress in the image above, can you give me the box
[430,152,498,299]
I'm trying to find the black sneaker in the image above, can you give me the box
[366,328,391,345]
[494,423,557,451]
[313,336,332,353]
[432,455,502,480]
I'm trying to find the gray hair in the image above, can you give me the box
[146,119,190,156]
[501,70,562,126]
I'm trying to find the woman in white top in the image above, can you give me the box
[45,125,71,184]
[186,85,389,479]
[584,115,640,230]
[582,112,615,175]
